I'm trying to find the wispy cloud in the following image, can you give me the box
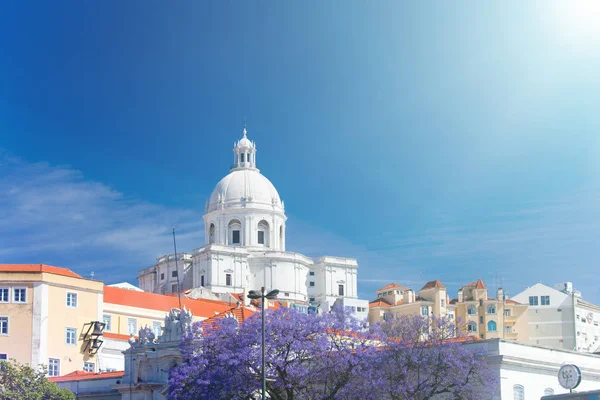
[0,150,204,283]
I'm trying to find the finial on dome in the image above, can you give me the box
[243,118,247,138]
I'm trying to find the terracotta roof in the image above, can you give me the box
[505,299,521,305]
[203,305,256,326]
[377,283,408,292]
[103,332,136,341]
[0,264,83,279]
[475,279,487,289]
[420,280,446,290]
[48,370,124,382]
[369,299,391,308]
[103,286,233,318]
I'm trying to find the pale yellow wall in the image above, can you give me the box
[46,282,102,375]
[0,278,33,364]
[0,271,103,376]
[103,303,205,337]
[455,299,529,341]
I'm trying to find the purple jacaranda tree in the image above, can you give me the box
[168,305,376,400]
[361,314,497,400]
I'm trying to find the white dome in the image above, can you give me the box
[207,169,284,213]
[237,136,254,148]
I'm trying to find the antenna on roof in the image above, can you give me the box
[172,228,183,311]
[90,271,95,280]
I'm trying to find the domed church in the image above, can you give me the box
[138,125,368,317]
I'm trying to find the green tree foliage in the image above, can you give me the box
[0,359,75,400]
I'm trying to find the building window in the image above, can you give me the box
[441,299,445,308]
[310,281,315,287]
[529,296,538,306]
[209,223,215,244]
[479,316,484,324]
[541,296,550,305]
[338,285,344,296]
[421,306,428,316]
[487,321,497,332]
[48,358,60,377]
[257,220,270,247]
[66,328,77,345]
[504,309,511,317]
[467,305,476,315]
[161,273,165,280]
[309,297,315,302]
[232,230,240,244]
[66,292,78,308]
[172,271,178,278]
[258,231,265,244]
[309,271,315,276]
[513,384,524,400]
[0,288,9,303]
[241,153,245,163]
[0,354,6,360]
[200,275,205,287]
[13,287,26,303]
[284,292,290,297]
[226,274,232,286]
[544,388,554,396]
[505,326,512,334]
[486,304,496,314]
[103,315,111,331]
[448,313,454,320]
[467,321,477,332]
[152,321,162,338]
[127,318,137,335]
[83,362,95,372]
[0,317,8,335]
[172,284,178,293]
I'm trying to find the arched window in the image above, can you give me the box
[544,388,554,396]
[513,385,524,400]
[468,305,477,315]
[279,225,284,249]
[467,321,477,332]
[487,320,497,332]
[228,219,242,245]
[209,223,215,244]
[257,220,269,247]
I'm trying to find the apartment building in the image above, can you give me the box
[0,264,104,376]
[454,279,529,341]
[369,279,529,342]
[368,281,456,325]
[512,282,600,352]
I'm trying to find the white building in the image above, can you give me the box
[470,339,600,400]
[137,126,368,318]
[511,282,600,353]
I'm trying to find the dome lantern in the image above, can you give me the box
[232,122,257,171]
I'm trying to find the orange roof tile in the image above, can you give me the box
[103,332,136,341]
[377,283,408,292]
[103,286,233,318]
[505,299,521,305]
[48,370,124,382]
[475,279,487,289]
[0,264,83,279]
[420,280,446,290]
[203,305,257,326]
[369,299,391,308]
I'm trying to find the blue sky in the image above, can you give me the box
[1,2,599,303]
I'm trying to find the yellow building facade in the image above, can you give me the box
[0,264,104,376]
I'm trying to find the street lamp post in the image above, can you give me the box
[248,287,279,400]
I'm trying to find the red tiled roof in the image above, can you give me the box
[103,332,136,341]
[0,264,83,279]
[203,305,256,326]
[505,299,521,305]
[48,370,124,382]
[369,299,391,308]
[103,286,233,318]
[420,280,446,290]
[377,283,408,292]
[475,279,487,289]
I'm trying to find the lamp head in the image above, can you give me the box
[266,289,279,299]
[247,290,262,299]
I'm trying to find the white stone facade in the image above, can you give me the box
[512,282,600,353]
[138,126,368,318]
